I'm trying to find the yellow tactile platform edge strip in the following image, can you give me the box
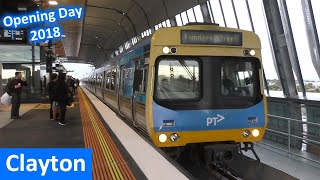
[78,87,135,180]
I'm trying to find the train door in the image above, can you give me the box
[118,65,127,117]
[117,66,122,115]
[131,60,140,127]
[94,74,97,94]
[132,58,148,128]
[102,71,106,101]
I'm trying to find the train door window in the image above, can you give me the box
[137,67,148,94]
[110,69,116,90]
[221,61,256,97]
[120,67,126,94]
[155,58,200,100]
[97,75,100,87]
[98,74,102,87]
[105,71,111,89]
[138,67,148,95]
[100,73,103,87]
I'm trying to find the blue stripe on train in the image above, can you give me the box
[152,100,265,132]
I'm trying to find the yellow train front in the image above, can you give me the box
[145,24,268,162]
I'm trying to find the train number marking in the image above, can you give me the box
[207,114,225,126]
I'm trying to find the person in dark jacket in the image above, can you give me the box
[55,73,69,125]
[47,73,59,120]
[8,72,28,119]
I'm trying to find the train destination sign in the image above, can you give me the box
[181,30,242,46]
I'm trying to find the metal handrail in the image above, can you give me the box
[266,128,320,145]
[268,114,320,127]
[265,114,320,164]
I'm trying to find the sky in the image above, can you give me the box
[61,63,95,79]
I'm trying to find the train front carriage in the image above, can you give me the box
[145,24,268,163]
[84,23,267,166]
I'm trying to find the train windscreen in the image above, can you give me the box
[154,56,262,110]
[155,58,200,101]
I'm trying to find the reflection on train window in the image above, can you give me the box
[156,58,200,100]
[221,61,256,97]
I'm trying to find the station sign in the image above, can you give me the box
[0,29,27,44]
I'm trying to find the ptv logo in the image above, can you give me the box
[206,114,225,126]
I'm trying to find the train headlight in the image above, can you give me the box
[250,50,256,56]
[159,134,167,143]
[170,133,179,142]
[244,49,256,56]
[243,130,250,137]
[162,47,170,54]
[252,129,260,137]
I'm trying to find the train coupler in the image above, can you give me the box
[203,143,239,169]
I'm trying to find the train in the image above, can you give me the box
[83,23,268,166]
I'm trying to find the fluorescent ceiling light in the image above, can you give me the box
[48,1,58,5]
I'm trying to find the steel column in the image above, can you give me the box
[301,0,320,80]
[262,0,298,98]
[31,45,35,89]
[279,0,306,97]
[231,0,239,28]
[200,2,212,23]
[207,0,215,23]
[218,0,227,27]
[245,0,269,95]
[169,17,177,27]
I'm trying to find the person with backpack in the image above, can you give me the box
[47,73,59,121]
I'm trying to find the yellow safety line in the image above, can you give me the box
[82,93,117,179]
[87,105,120,180]
[81,90,124,180]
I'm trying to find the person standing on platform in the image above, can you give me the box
[56,73,69,125]
[7,72,27,119]
[47,73,59,121]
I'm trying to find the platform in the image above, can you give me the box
[0,87,189,180]
[243,142,320,180]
